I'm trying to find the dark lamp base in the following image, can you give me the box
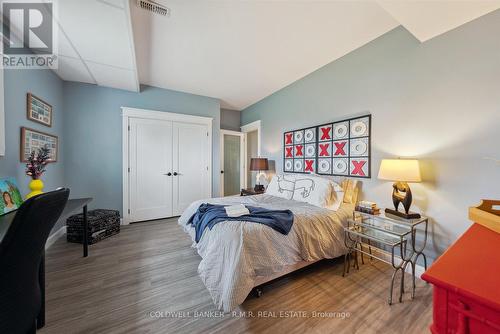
[385,208,421,220]
[254,184,265,192]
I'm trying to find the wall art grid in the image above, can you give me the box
[283,115,371,178]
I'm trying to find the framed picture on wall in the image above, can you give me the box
[0,177,23,216]
[27,93,52,127]
[20,127,58,162]
[283,114,371,178]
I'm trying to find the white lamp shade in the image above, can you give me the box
[378,159,421,183]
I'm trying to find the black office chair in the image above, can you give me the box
[0,188,69,334]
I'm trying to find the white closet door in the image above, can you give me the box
[129,118,173,222]
[172,122,210,215]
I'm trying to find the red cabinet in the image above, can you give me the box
[422,223,500,333]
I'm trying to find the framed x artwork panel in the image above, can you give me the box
[283,114,371,178]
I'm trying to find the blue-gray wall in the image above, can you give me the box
[63,82,221,213]
[220,108,241,131]
[1,74,221,232]
[0,69,65,196]
[242,10,500,262]
[0,69,66,233]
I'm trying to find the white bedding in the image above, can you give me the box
[177,194,354,312]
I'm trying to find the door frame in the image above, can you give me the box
[219,129,245,196]
[122,107,213,224]
[0,68,4,156]
[240,120,261,188]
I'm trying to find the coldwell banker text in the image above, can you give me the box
[1,0,58,69]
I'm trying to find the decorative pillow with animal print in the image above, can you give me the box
[291,175,333,208]
[265,174,296,200]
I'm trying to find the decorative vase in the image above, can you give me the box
[26,179,44,199]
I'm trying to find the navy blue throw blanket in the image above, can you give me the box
[187,203,294,243]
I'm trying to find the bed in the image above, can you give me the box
[177,175,359,312]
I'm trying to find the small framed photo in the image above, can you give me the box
[0,177,23,216]
[20,127,58,162]
[27,93,52,127]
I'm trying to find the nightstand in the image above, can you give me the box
[343,211,429,305]
[240,188,265,196]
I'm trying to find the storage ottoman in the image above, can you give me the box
[67,209,120,244]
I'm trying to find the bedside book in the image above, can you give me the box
[355,201,381,215]
[355,206,381,215]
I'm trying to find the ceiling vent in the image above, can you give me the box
[137,0,170,17]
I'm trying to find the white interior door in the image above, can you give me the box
[173,122,210,215]
[129,118,173,222]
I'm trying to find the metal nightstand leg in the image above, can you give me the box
[389,267,402,305]
[343,229,360,276]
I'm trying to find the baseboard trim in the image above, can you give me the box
[360,247,427,279]
[46,226,66,250]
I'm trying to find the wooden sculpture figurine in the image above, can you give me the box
[386,181,421,219]
[393,181,412,213]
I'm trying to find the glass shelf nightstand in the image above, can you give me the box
[343,210,429,305]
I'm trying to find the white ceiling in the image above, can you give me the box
[50,0,500,110]
[377,0,500,42]
[53,0,139,91]
[131,0,399,109]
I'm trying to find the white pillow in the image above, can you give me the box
[332,182,343,192]
[291,174,333,208]
[327,180,344,210]
[326,190,344,211]
[308,174,345,210]
[310,173,343,191]
[313,173,350,211]
[265,174,296,200]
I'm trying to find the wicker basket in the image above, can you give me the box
[469,200,500,234]
[67,209,120,245]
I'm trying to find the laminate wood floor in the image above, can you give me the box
[40,219,432,334]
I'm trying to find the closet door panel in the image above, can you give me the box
[129,118,173,222]
[173,122,210,215]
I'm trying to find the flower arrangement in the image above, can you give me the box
[25,146,51,180]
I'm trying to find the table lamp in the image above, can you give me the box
[378,159,422,219]
[250,158,269,192]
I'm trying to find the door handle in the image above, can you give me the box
[163,173,172,176]
[221,170,224,174]
[173,172,179,176]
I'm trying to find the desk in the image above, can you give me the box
[0,197,92,329]
[55,198,93,257]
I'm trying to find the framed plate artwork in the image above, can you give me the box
[283,114,371,178]
[20,127,58,162]
[27,93,52,127]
